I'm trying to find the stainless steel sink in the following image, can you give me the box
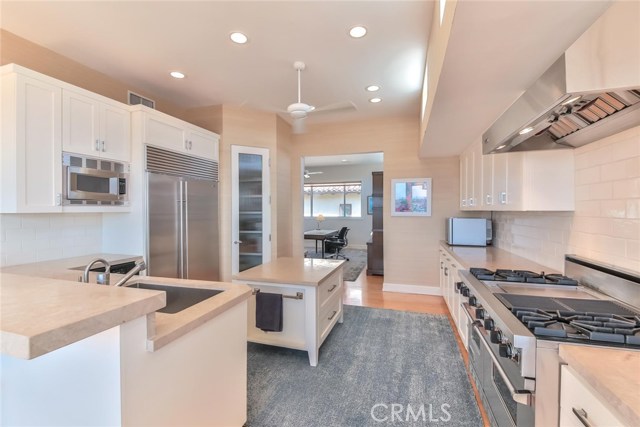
[126,282,223,314]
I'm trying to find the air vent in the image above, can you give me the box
[128,91,155,109]
[146,145,219,181]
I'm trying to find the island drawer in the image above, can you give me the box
[319,290,342,345]
[318,269,342,307]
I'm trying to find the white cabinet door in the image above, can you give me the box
[62,90,100,157]
[470,141,483,210]
[493,153,508,210]
[187,128,218,161]
[63,90,131,162]
[143,113,186,153]
[1,72,62,212]
[482,153,494,209]
[100,103,130,162]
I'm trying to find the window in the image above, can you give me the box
[304,182,362,217]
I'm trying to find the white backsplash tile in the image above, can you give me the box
[493,126,640,274]
[0,213,102,267]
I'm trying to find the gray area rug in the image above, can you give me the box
[305,248,367,281]
[246,305,482,427]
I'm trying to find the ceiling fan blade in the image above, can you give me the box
[292,118,306,134]
[312,101,357,114]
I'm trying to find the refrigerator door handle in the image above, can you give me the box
[178,181,185,279]
[183,180,189,279]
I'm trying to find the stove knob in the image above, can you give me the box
[490,329,502,344]
[484,318,494,331]
[461,287,470,297]
[455,282,464,293]
[469,295,477,306]
[475,307,485,319]
[499,343,513,359]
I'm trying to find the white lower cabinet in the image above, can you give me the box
[1,67,63,213]
[439,246,468,348]
[560,365,625,426]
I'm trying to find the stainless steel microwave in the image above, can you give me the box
[446,217,492,246]
[62,152,129,205]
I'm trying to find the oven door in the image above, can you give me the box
[66,166,127,202]
[475,324,535,427]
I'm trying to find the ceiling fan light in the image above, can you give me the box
[349,26,367,38]
[230,32,248,44]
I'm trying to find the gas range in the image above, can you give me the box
[459,256,640,427]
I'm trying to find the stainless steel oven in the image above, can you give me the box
[464,304,535,427]
[63,152,129,205]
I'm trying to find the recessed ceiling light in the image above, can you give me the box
[518,126,534,135]
[366,85,380,92]
[369,97,382,103]
[170,71,185,79]
[495,144,507,150]
[341,159,349,163]
[349,26,367,38]
[230,32,248,44]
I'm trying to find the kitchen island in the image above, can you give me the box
[233,257,344,366]
[1,256,251,427]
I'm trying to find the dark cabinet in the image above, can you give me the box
[367,171,384,275]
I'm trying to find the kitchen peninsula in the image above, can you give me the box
[233,257,344,366]
[1,255,251,427]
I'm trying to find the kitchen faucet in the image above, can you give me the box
[82,258,111,285]
[113,260,147,287]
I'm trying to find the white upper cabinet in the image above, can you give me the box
[133,105,219,161]
[1,67,63,213]
[62,89,131,162]
[461,138,575,211]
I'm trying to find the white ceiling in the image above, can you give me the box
[0,1,614,157]
[304,152,383,167]
[0,1,432,125]
[420,0,612,157]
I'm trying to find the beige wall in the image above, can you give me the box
[0,29,188,120]
[276,116,293,257]
[493,126,640,273]
[292,117,461,289]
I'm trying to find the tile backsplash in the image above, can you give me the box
[0,213,102,267]
[493,126,640,273]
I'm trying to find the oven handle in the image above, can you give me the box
[473,322,533,406]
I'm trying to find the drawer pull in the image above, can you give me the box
[328,310,338,321]
[572,408,593,427]
[328,284,337,293]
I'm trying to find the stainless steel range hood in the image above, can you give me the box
[483,2,640,154]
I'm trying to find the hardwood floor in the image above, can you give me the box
[343,269,491,427]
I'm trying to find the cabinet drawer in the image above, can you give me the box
[318,269,342,308]
[319,291,342,344]
[560,365,625,426]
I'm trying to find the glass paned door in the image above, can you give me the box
[232,146,271,274]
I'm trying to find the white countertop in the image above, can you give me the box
[1,255,251,358]
[233,257,344,286]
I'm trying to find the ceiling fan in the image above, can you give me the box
[286,61,356,134]
[304,170,323,179]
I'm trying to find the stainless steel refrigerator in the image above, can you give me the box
[145,146,219,281]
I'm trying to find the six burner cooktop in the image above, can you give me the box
[470,267,579,286]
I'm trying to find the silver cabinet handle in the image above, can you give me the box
[101,140,106,152]
[95,139,100,151]
[233,240,243,244]
[189,140,193,150]
[55,193,62,206]
[184,140,189,150]
[469,197,475,206]
[328,284,337,293]
[462,199,467,207]
[444,267,449,277]
[328,310,338,321]
[486,194,492,205]
[571,408,593,427]
[500,192,507,204]
[440,261,444,269]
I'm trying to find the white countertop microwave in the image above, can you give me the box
[446,217,492,246]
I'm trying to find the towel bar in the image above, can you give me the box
[252,289,304,300]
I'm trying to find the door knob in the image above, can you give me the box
[234,240,243,244]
